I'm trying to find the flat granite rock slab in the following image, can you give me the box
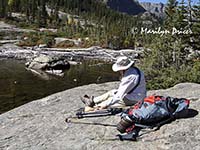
[0,82,200,150]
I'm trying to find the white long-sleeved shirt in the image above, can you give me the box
[111,67,146,105]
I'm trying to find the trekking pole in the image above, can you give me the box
[76,108,123,119]
[66,117,117,127]
[134,123,154,129]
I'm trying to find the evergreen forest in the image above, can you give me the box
[0,0,199,89]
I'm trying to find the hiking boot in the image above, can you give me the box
[81,95,95,107]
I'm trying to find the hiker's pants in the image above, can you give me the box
[93,90,137,108]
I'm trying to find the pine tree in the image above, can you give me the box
[191,0,200,50]
[165,0,178,28]
[0,0,8,18]
[36,0,48,27]
[177,0,188,28]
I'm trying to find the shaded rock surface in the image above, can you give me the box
[100,0,165,17]
[106,0,146,15]
[0,82,200,150]
[140,2,165,18]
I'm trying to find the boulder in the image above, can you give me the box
[0,82,199,150]
[39,28,58,33]
[26,61,48,70]
[33,55,53,63]
[26,55,70,75]
[54,38,70,45]
[54,38,82,47]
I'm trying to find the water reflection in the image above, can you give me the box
[0,59,118,114]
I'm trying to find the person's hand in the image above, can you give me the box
[84,106,95,112]
[94,105,107,110]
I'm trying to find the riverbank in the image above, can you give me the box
[0,20,143,62]
[0,82,199,150]
[0,43,143,62]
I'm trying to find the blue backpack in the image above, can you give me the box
[117,95,190,140]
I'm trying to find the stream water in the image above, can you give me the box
[0,59,118,114]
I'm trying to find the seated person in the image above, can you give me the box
[81,56,147,111]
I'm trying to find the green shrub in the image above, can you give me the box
[17,32,55,47]
[141,62,200,90]
[54,40,74,48]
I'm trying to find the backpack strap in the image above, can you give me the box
[127,67,141,94]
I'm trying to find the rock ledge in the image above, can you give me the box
[0,82,199,150]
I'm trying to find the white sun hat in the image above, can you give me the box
[112,56,135,72]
